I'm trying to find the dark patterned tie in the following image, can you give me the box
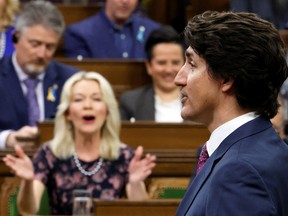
[196,143,209,174]
[23,78,40,126]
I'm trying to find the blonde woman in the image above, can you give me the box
[0,0,19,57]
[4,71,156,215]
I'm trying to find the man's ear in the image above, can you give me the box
[221,78,234,92]
[12,32,19,44]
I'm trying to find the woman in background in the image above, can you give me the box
[4,71,156,215]
[0,0,19,58]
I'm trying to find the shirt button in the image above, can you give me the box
[120,34,126,40]
[122,52,128,58]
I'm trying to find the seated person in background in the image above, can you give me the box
[119,25,185,122]
[64,0,160,59]
[0,1,78,148]
[3,71,156,215]
[0,0,19,58]
[230,0,288,29]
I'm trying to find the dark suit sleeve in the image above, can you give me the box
[206,161,276,216]
[119,93,133,120]
[64,26,91,58]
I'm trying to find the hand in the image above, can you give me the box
[3,145,35,180]
[6,126,38,148]
[128,146,156,184]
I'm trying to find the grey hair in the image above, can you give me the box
[15,0,65,36]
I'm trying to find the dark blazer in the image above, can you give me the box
[0,57,78,131]
[176,117,288,216]
[64,10,160,59]
[119,84,155,120]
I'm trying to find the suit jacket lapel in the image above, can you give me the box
[176,149,217,215]
[43,61,58,119]
[2,58,29,122]
[176,117,272,215]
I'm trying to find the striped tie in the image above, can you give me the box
[23,78,40,126]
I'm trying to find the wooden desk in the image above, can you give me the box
[36,121,209,177]
[1,121,209,177]
[93,199,181,216]
[56,1,183,27]
[56,58,151,98]
[37,121,209,150]
[279,30,288,49]
[57,4,102,26]
[0,121,209,214]
[185,0,229,21]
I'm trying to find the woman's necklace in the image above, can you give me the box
[0,31,6,58]
[73,153,103,176]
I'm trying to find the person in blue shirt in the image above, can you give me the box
[0,0,19,58]
[64,0,161,59]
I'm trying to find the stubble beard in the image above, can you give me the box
[24,63,45,77]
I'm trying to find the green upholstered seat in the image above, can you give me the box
[9,187,50,216]
[157,187,187,199]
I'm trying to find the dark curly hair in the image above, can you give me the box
[145,25,185,62]
[184,11,288,119]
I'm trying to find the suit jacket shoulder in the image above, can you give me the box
[119,84,155,120]
[176,117,288,216]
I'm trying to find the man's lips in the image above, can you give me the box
[181,93,188,104]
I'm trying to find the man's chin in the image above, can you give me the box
[24,64,46,76]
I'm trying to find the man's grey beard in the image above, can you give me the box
[24,64,45,76]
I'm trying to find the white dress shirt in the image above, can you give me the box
[155,95,183,122]
[206,112,258,156]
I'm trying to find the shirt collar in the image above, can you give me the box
[206,112,258,156]
[12,52,45,81]
[101,9,134,30]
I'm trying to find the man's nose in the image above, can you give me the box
[174,65,186,86]
[36,45,47,58]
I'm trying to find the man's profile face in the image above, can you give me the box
[14,24,60,76]
[105,0,138,25]
[174,47,223,125]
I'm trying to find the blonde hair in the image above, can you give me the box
[0,0,19,29]
[50,71,121,160]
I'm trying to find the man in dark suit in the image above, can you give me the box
[175,11,288,215]
[64,0,160,59]
[0,1,77,148]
